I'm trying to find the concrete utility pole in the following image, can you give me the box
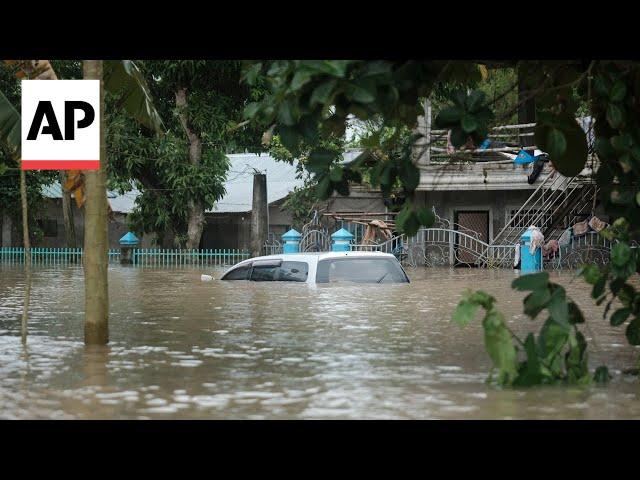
[250,172,268,258]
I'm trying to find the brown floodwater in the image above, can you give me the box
[0,264,639,419]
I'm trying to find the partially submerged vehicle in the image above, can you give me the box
[219,251,410,284]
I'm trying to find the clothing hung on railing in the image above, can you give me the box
[528,226,545,254]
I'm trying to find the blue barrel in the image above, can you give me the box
[520,229,542,272]
[282,229,302,253]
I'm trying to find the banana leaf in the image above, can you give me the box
[104,60,164,134]
[0,89,21,161]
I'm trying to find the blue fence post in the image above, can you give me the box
[331,228,355,252]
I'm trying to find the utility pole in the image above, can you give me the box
[250,172,268,258]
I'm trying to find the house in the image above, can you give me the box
[1,153,306,250]
[201,153,304,250]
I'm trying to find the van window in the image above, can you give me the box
[222,265,250,280]
[250,261,309,282]
[316,258,409,284]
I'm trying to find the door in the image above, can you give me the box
[454,210,489,266]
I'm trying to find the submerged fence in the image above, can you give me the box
[0,247,250,267]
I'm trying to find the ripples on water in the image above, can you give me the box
[0,264,639,419]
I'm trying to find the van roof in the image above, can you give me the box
[236,251,396,264]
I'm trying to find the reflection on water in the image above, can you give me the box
[0,264,639,419]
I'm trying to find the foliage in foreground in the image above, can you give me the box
[453,272,611,387]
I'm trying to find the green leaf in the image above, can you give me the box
[306,148,336,173]
[611,134,632,152]
[309,79,338,106]
[581,264,601,285]
[593,365,611,384]
[606,103,625,129]
[329,166,343,182]
[592,275,606,299]
[453,297,480,327]
[468,290,496,310]
[534,115,587,177]
[625,317,640,345]
[610,81,627,102]
[610,307,631,327]
[512,272,550,291]
[345,79,377,104]
[568,302,585,325]
[298,60,350,78]
[611,242,631,266]
[523,288,551,318]
[482,310,518,384]
[466,90,485,112]
[547,285,569,328]
[103,60,164,133]
[278,126,300,154]
[547,128,567,158]
[514,333,545,386]
[434,107,463,128]
[416,207,436,228]
[450,128,467,148]
[243,102,261,119]
[0,90,22,159]
[278,98,299,126]
[315,174,332,200]
[289,70,312,91]
[461,115,478,133]
[538,317,569,361]
[242,62,262,85]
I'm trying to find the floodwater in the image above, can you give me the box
[0,264,639,419]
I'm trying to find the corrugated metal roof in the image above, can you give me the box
[207,153,304,213]
[41,181,139,214]
[39,152,308,214]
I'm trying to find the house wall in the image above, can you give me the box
[202,202,294,250]
[29,199,156,249]
[415,189,608,242]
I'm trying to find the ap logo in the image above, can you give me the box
[21,80,100,170]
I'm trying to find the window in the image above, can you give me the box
[316,258,409,284]
[37,219,58,237]
[250,261,309,282]
[222,265,250,280]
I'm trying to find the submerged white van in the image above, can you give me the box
[219,251,410,284]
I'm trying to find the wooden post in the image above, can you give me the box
[250,173,268,258]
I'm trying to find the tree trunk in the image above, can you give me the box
[20,169,31,344]
[175,87,204,250]
[83,60,109,345]
[60,171,77,248]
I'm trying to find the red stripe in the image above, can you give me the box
[21,160,100,170]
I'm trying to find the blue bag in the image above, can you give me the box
[514,149,536,165]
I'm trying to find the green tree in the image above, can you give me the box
[108,60,266,247]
